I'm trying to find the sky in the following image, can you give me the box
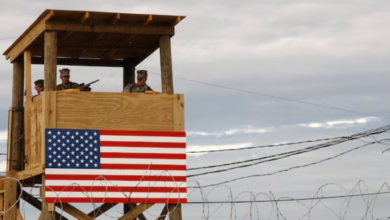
[1,0,390,219]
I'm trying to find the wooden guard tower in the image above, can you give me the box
[1,9,186,220]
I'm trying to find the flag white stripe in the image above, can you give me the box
[45,180,187,187]
[101,158,186,165]
[46,192,187,198]
[100,135,186,143]
[46,169,186,176]
[100,147,186,154]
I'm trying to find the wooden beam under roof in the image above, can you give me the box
[111,13,120,24]
[172,16,182,26]
[62,31,74,40]
[120,34,137,42]
[101,48,118,60]
[94,32,105,42]
[30,46,151,54]
[31,57,124,67]
[80,11,89,23]
[45,21,174,35]
[143,15,152,25]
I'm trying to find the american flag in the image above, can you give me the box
[44,128,187,204]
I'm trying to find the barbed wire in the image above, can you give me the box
[3,178,388,220]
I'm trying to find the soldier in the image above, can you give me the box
[123,70,153,93]
[32,79,44,101]
[56,68,91,91]
[56,68,81,90]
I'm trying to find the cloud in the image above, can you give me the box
[298,117,380,129]
[0,161,6,172]
[187,142,252,156]
[187,126,270,138]
[0,130,6,142]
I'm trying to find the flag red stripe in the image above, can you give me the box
[45,197,187,204]
[100,130,186,137]
[45,174,186,182]
[46,186,187,193]
[101,164,187,170]
[100,141,186,148]
[100,152,186,160]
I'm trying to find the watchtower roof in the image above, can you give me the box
[3,9,185,66]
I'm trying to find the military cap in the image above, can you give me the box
[34,79,44,87]
[137,70,148,79]
[59,68,70,76]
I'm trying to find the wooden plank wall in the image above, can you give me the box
[25,95,43,169]
[23,92,183,169]
[56,92,176,131]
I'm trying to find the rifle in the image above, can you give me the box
[78,79,100,88]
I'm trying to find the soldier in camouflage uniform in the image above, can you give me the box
[123,70,153,93]
[32,79,44,101]
[56,68,90,91]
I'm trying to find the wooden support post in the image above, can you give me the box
[168,204,182,220]
[54,203,93,220]
[24,50,32,102]
[124,203,136,220]
[42,30,58,220]
[0,189,4,220]
[4,171,17,220]
[167,94,185,220]
[24,50,32,170]
[10,61,24,171]
[7,60,24,219]
[41,92,57,220]
[123,58,136,89]
[123,203,147,220]
[16,207,23,220]
[159,36,174,94]
[21,190,69,220]
[44,31,57,91]
[157,204,168,220]
[87,203,117,218]
[119,204,154,220]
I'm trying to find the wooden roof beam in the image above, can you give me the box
[80,11,89,23]
[62,31,73,40]
[30,46,151,53]
[172,16,182,25]
[143,15,152,25]
[101,48,118,60]
[94,32,105,42]
[121,34,136,43]
[111,13,120,24]
[72,49,86,59]
[45,21,174,35]
[31,57,124,67]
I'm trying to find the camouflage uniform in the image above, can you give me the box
[123,83,152,93]
[56,82,81,90]
[123,70,153,93]
[57,68,82,90]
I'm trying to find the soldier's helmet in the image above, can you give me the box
[59,68,70,76]
[137,70,148,80]
[34,79,44,88]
